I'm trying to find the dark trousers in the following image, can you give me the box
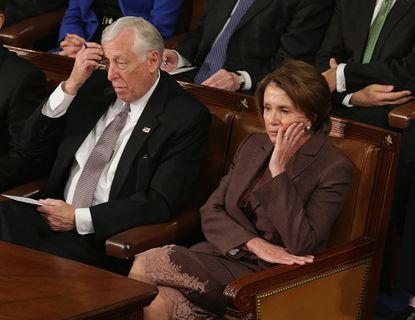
[0,200,131,275]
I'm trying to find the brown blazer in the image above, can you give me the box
[200,132,353,260]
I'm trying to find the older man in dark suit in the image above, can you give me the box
[0,16,211,275]
[161,0,334,93]
[0,9,48,191]
[315,0,415,318]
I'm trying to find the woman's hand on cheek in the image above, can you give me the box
[269,122,308,177]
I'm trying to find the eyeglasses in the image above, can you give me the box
[97,57,110,71]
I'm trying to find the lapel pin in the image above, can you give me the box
[142,127,151,133]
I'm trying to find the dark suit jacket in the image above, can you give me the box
[316,0,415,96]
[3,0,67,27]
[200,132,353,261]
[0,44,48,191]
[177,0,334,88]
[22,70,211,241]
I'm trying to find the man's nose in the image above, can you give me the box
[107,65,117,81]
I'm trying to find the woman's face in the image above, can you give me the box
[263,83,311,144]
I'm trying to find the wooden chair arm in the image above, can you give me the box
[0,179,47,201]
[388,100,415,130]
[224,238,376,319]
[105,208,201,260]
[0,7,65,48]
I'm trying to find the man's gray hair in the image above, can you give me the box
[102,16,164,60]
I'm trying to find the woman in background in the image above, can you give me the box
[58,0,183,57]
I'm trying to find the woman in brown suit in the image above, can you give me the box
[128,60,354,320]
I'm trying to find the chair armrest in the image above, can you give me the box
[388,100,415,130]
[105,208,200,260]
[224,238,376,319]
[0,179,47,201]
[0,7,65,48]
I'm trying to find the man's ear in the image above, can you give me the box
[147,50,160,73]
[0,13,5,30]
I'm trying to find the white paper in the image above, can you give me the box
[168,66,197,75]
[1,194,42,206]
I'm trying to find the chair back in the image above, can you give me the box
[328,138,379,245]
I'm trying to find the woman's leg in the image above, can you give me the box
[142,287,170,320]
[129,253,170,320]
[143,286,208,320]
[129,245,218,320]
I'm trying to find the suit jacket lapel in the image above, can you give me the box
[62,84,115,162]
[231,132,326,202]
[229,135,273,210]
[109,74,168,198]
[56,80,116,178]
[235,0,271,33]
[354,0,377,62]
[373,0,415,58]
[204,1,238,46]
[286,132,326,180]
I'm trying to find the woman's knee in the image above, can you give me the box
[129,246,175,284]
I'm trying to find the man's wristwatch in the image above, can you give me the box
[235,71,245,89]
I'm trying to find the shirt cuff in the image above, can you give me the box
[42,82,75,118]
[336,63,347,93]
[236,70,252,91]
[174,50,192,68]
[342,93,354,107]
[75,208,95,235]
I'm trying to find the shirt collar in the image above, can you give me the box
[113,69,160,113]
[128,69,160,110]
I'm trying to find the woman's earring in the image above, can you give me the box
[304,126,311,132]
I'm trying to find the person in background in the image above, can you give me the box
[315,0,415,128]
[161,0,334,93]
[58,0,184,57]
[315,1,415,318]
[128,60,353,319]
[0,7,48,192]
[0,17,210,275]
